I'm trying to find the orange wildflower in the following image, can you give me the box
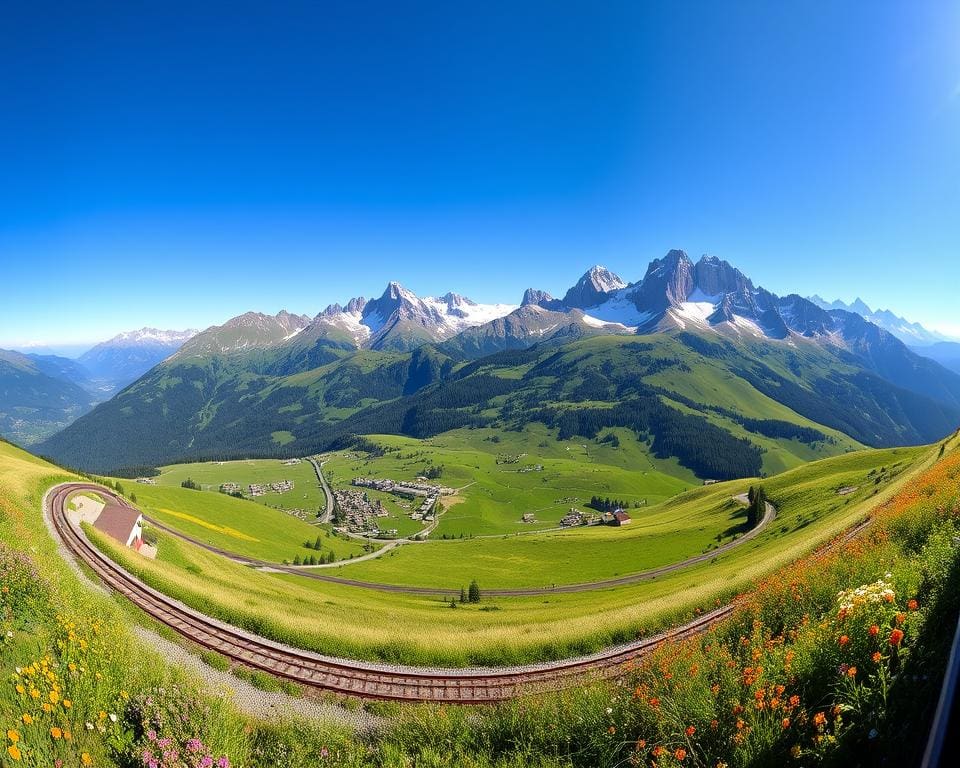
[685,726,696,737]
[872,651,883,663]
[847,666,857,678]
[908,599,919,611]
[782,717,791,729]
[889,628,905,647]
[813,712,827,728]
[839,635,850,647]
[675,748,687,761]
[895,613,906,626]
[869,625,879,637]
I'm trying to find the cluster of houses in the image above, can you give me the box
[558,507,631,527]
[333,488,394,536]
[350,476,452,527]
[281,458,302,466]
[135,477,157,485]
[222,479,295,497]
[351,476,453,497]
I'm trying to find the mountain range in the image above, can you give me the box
[807,295,953,347]
[0,328,196,445]
[35,251,960,474]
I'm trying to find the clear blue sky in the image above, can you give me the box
[1,0,958,349]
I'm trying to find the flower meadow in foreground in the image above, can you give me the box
[594,451,960,767]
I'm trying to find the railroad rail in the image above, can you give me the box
[49,482,736,703]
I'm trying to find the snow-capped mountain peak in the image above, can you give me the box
[103,327,198,346]
[562,265,628,309]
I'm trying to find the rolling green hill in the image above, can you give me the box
[41,326,960,482]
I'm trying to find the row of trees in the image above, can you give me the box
[292,551,336,565]
[449,580,482,607]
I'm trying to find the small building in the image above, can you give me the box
[522,512,536,523]
[93,505,144,550]
[612,511,632,526]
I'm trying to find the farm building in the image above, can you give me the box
[602,510,632,526]
[93,504,144,550]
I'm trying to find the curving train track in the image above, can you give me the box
[48,481,742,703]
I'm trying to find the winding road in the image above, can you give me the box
[307,456,334,524]
[48,481,738,702]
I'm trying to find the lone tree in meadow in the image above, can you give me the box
[468,580,481,603]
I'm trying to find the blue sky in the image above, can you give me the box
[1,1,958,349]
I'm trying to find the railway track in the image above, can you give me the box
[49,482,737,703]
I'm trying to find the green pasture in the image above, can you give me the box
[155,458,326,514]
[88,442,935,666]
[116,482,369,563]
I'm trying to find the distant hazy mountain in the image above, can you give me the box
[39,250,960,473]
[808,295,950,347]
[0,349,96,445]
[912,342,960,375]
[78,327,197,394]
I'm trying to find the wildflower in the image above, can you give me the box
[109,713,117,723]
[789,695,800,707]
[50,726,62,739]
[636,739,646,749]
[6,730,19,743]
[81,754,93,766]
[607,726,616,735]
[710,719,718,729]
[889,629,905,647]
[7,744,21,761]
[675,748,687,761]
[813,712,827,728]
[48,690,59,704]
[20,715,31,725]
[791,745,801,759]
[847,666,857,678]
[782,717,791,729]
[869,625,879,637]
[63,699,72,708]
[839,635,850,647]
[685,725,696,737]
[908,599,919,611]
[873,651,883,663]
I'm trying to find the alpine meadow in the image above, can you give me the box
[3,4,960,768]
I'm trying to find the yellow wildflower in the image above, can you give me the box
[50,726,62,739]
[29,689,40,700]
[20,714,31,725]
[7,744,21,761]
[63,699,72,709]
[6,730,20,743]
[81,753,93,766]
[48,690,59,704]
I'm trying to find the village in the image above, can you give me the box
[332,487,398,538]
[330,475,455,537]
